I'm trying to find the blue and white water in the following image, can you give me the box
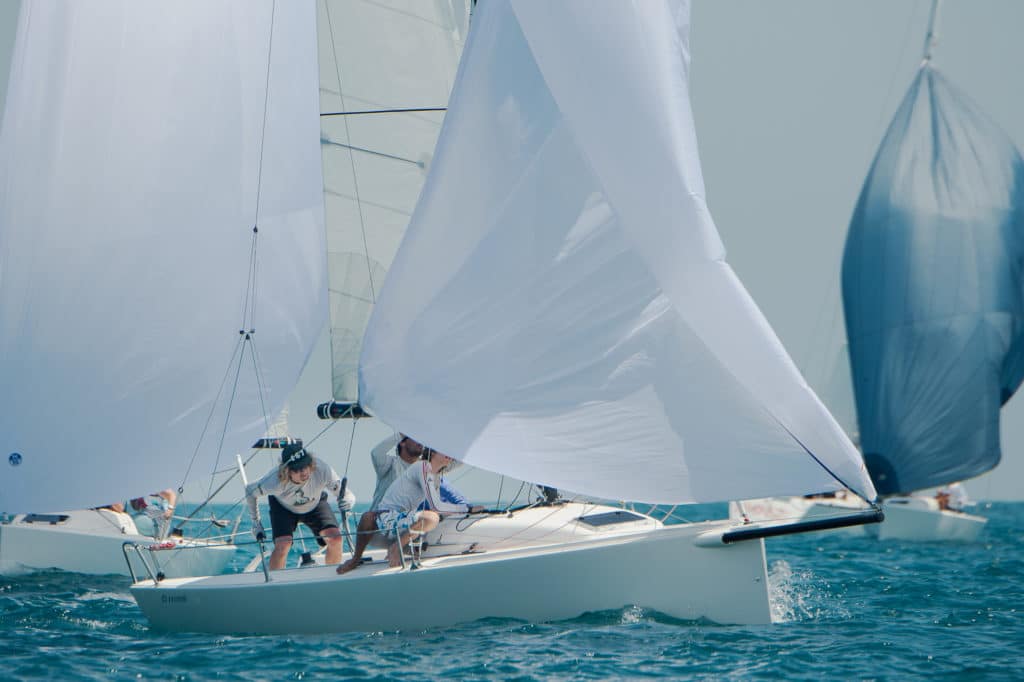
[2,502,1022,680]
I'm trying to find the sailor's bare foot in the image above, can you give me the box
[336,557,360,574]
[387,543,403,567]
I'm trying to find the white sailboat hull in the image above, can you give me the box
[732,495,987,542]
[0,510,236,578]
[731,496,869,537]
[868,496,987,542]
[133,520,772,633]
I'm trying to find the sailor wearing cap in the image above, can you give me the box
[245,443,356,570]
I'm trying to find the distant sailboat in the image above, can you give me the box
[0,0,326,574]
[128,0,881,633]
[736,1,1024,542]
[842,1,1024,541]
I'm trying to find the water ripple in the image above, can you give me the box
[2,502,1023,679]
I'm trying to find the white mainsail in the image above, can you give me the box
[359,0,877,505]
[318,0,470,402]
[0,1,325,513]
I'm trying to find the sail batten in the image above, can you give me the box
[317,0,469,403]
[359,0,876,505]
[843,64,1024,496]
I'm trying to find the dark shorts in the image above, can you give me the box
[268,493,338,540]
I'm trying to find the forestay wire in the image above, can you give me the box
[175,1,281,502]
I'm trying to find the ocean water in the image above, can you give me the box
[2,502,1023,681]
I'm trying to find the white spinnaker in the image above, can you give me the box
[0,1,325,512]
[318,0,470,401]
[359,0,875,505]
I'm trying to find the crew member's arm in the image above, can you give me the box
[371,434,402,477]
[439,479,468,506]
[324,465,356,513]
[245,470,279,539]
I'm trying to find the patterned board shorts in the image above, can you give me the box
[376,509,423,540]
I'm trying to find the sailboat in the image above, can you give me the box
[734,1,1024,542]
[0,504,241,578]
[121,0,884,633]
[0,0,326,575]
[842,1,1024,542]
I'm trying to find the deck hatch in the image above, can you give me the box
[576,510,647,527]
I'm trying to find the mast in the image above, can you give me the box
[315,0,471,420]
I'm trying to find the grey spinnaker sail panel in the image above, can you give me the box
[317,0,469,402]
[842,64,1024,495]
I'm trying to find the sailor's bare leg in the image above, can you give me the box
[386,511,440,567]
[269,536,292,570]
[321,527,343,564]
[337,511,378,574]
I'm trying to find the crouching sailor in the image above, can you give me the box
[355,447,483,570]
[245,443,356,570]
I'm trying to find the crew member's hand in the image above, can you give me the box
[252,520,266,542]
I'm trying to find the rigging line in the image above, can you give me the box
[324,3,378,309]
[239,0,276,331]
[320,106,447,117]
[244,335,273,438]
[487,504,576,550]
[252,0,278,230]
[249,227,261,335]
[871,1,927,145]
[204,335,251,502]
[177,333,246,492]
[239,227,259,332]
[921,0,942,64]
[342,418,358,479]
[321,138,423,167]
[194,5,278,501]
[776,416,875,505]
[235,0,275,345]
[505,481,528,511]
[322,188,415,218]
[302,415,340,449]
[327,287,375,305]
[173,447,267,532]
[495,476,505,509]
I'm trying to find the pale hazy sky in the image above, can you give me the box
[1,1,1020,501]
[688,1,1024,500]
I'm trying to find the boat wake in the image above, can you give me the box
[768,559,849,623]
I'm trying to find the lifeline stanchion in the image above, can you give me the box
[237,454,271,582]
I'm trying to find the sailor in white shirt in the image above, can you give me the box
[246,444,356,570]
[337,445,483,573]
[375,448,484,567]
[369,433,424,510]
